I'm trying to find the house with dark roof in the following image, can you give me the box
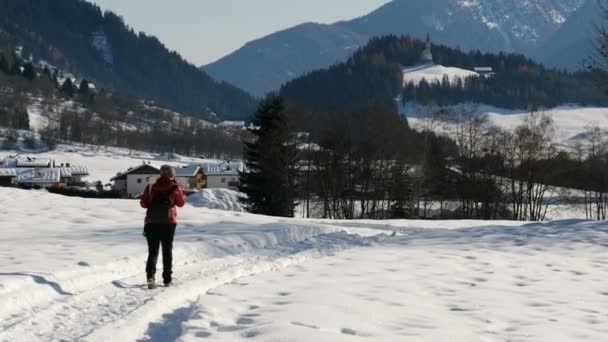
[110,163,160,197]
[0,168,19,187]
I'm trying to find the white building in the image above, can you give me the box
[474,67,495,78]
[0,158,89,188]
[421,33,433,64]
[110,163,160,197]
[201,162,242,190]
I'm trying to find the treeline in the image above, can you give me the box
[40,109,245,159]
[0,0,257,120]
[0,94,29,130]
[281,35,608,115]
[297,104,457,219]
[402,67,608,109]
[242,96,608,221]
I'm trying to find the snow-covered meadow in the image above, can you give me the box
[402,103,608,144]
[0,143,224,184]
[1,186,607,341]
[402,64,479,86]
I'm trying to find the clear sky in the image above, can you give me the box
[88,0,390,66]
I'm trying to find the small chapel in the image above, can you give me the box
[421,33,433,64]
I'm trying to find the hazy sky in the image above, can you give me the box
[88,0,390,66]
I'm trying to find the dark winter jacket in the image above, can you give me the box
[140,176,186,224]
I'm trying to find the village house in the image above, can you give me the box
[0,168,19,187]
[0,156,89,188]
[474,67,495,78]
[111,161,243,198]
[201,162,242,190]
[110,163,160,197]
[174,165,206,193]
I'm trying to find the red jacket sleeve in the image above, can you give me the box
[140,185,151,208]
[173,185,186,208]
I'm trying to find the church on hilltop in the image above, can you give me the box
[421,33,433,64]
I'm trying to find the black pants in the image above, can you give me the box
[145,224,176,283]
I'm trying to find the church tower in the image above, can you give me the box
[421,33,433,64]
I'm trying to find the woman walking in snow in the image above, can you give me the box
[140,165,186,289]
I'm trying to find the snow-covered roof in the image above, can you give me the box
[219,121,246,127]
[175,165,201,177]
[1,157,18,168]
[17,168,61,184]
[16,157,52,168]
[58,166,89,178]
[474,67,494,72]
[0,168,20,177]
[202,162,243,176]
[110,163,160,181]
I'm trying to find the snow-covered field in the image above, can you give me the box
[404,103,608,143]
[0,143,223,184]
[1,186,607,341]
[402,64,479,86]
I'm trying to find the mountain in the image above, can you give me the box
[204,23,369,99]
[0,0,257,120]
[202,0,589,97]
[533,0,600,70]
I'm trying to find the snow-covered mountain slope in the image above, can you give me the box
[402,64,478,86]
[404,103,608,144]
[1,186,606,341]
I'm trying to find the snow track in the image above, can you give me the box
[0,186,385,341]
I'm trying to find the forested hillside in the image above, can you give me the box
[0,38,246,159]
[280,35,608,115]
[0,0,257,120]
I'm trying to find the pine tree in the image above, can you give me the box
[22,62,36,80]
[389,159,413,218]
[238,95,299,217]
[78,79,90,96]
[61,78,76,98]
[0,55,9,74]
[15,107,30,130]
[52,69,60,88]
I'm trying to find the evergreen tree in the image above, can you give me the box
[389,159,413,218]
[0,55,9,74]
[22,62,36,80]
[61,78,76,98]
[78,79,90,96]
[15,107,30,130]
[238,95,299,217]
[52,69,60,88]
[9,60,22,76]
[42,66,52,80]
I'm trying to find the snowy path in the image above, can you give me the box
[176,221,608,342]
[0,188,384,341]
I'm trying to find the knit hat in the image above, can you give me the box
[160,165,176,178]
